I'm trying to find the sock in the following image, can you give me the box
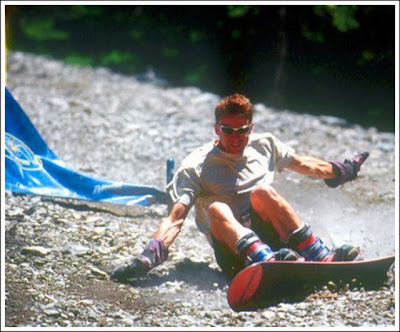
[246,240,273,262]
[288,224,331,261]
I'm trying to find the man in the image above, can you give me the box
[111,93,368,281]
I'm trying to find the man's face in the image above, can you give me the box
[214,114,253,155]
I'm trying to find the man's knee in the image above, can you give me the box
[250,184,279,205]
[208,201,231,226]
[208,202,237,240]
[208,201,229,217]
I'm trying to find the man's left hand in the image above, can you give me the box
[325,152,369,188]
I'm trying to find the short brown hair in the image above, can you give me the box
[215,93,254,123]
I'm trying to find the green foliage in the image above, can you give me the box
[226,5,260,19]
[302,6,360,47]
[100,50,135,66]
[20,17,69,41]
[231,29,242,39]
[357,49,375,65]
[332,6,360,32]
[69,5,105,20]
[6,4,393,131]
[356,49,390,66]
[190,30,204,43]
[314,5,360,32]
[227,5,251,18]
[129,29,143,40]
[301,28,325,43]
[162,47,179,58]
[185,64,208,84]
[63,54,94,66]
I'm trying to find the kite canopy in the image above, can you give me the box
[5,87,168,206]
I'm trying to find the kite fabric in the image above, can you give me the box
[5,87,168,206]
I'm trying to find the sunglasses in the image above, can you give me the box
[219,124,252,135]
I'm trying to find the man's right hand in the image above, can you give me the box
[110,256,152,282]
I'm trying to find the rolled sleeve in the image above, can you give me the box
[166,166,202,209]
[275,142,295,172]
[256,133,296,172]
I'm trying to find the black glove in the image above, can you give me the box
[110,256,152,281]
[324,152,369,188]
[110,239,168,282]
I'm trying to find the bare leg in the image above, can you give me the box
[208,202,252,252]
[208,200,301,265]
[250,184,303,243]
[250,184,361,261]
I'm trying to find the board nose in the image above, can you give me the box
[227,263,263,310]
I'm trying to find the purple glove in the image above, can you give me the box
[140,238,169,268]
[324,152,369,188]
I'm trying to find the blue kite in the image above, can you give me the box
[5,87,168,206]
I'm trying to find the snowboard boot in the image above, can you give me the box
[236,231,301,266]
[287,224,363,262]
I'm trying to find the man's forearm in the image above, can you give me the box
[154,202,188,248]
[154,216,185,248]
[287,155,337,179]
[287,152,369,188]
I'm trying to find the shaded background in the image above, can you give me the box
[5,4,395,131]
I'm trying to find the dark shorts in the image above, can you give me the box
[211,207,284,278]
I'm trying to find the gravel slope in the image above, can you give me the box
[4,52,397,328]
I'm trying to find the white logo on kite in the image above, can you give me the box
[5,133,43,170]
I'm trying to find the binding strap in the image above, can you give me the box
[235,231,273,264]
[287,224,331,261]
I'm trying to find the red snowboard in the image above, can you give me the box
[227,255,395,311]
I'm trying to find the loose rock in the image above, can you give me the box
[5,52,396,328]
